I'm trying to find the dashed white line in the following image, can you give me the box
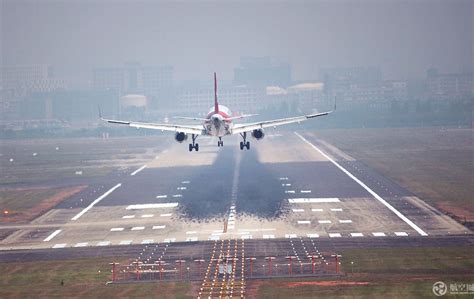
[126,203,178,209]
[285,234,297,239]
[163,238,176,243]
[241,235,253,239]
[300,190,312,193]
[307,233,320,238]
[156,195,168,199]
[43,229,61,242]
[71,183,122,221]
[186,237,198,242]
[329,233,342,238]
[74,242,88,247]
[141,214,154,218]
[394,231,409,236]
[292,208,305,212]
[279,177,289,180]
[318,220,332,224]
[295,132,428,236]
[282,183,292,187]
[152,225,166,230]
[110,227,124,232]
[52,243,67,249]
[297,220,311,224]
[311,208,324,212]
[339,220,353,223]
[372,232,386,237]
[262,234,275,239]
[122,215,135,219]
[177,187,187,190]
[208,235,220,241]
[160,213,172,217]
[97,241,111,246]
[119,240,132,245]
[285,190,296,194]
[141,239,154,244]
[131,165,147,176]
[331,208,343,212]
[186,231,197,234]
[181,180,190,184]
[172,194,183,198]
[350,233,364,237]
[131,226,145,231]
[288,198,340,203]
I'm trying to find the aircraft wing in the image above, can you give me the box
[101,117,204,135]
[231,110,332,135]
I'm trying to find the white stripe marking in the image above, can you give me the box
[97,241,111,246]
[177,187,187,190]
[186,237,198,242]
[288,198,340,203]
[152,225,166,229]
[263,234,275,239]
[282,183,292,186]
[241,234,252,239]
[119,240,132,245]
[160,213,172,217]
[43,229,61,242]
[131,165,147,176]
[186,231,197,234]
[110,227,124,232]
[339,220,353,223]
[285,190,296,194]
[131,226,145,231]
[181,180,190,184]
[292,208,305,212]
[141,214,154,218]
[295,132,428,236]
[285,234,297,238]
[297,220,311,224]
[331,208,343,212]
[74,242,88,247]
[126,203,178,209]
[71,183,121,220]
[300,190,312,193]
[141,239,154,244]
[279,177,288,180]
[156,195,168,199]
[307,233,320,238]
[208,235,220,240]
[172,194,183,198]
[329,233,342,238]
[312,208,324,212]
[395,231,408,236]
[52,243,66,248]
[372,232,386,237]
[318,220,332,224]
[164,238,176,243]
[122,215,135,219]
[351,233,364,237]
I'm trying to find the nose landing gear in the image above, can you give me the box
[189,134,199,152]
[217,137,224,147]
[239,132,250,150]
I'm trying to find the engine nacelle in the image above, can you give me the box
[251,129,265,140]
[175,132,188,143]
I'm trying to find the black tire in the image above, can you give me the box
[246,142,250,150]
[189,144,193,152]
[195,143,199,151]
[239,142,244,150]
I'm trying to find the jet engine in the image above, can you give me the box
[251,129,265,140]
[175,132,188,143]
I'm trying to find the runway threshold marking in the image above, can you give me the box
[295,132,429,236]
[43,229,61,242]
[71,183,122,221]
[130,165,147,176]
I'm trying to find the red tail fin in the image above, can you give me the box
[214,72,219,113]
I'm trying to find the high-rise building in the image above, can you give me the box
[233,57,291,88]
[426,69,473,99]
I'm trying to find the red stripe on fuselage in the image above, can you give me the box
[206,111,232,121]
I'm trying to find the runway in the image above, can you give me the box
[0,131,470,251]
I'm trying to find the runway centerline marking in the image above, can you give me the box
[289,198,339,203]
[110,227,124,232]
[329,233,342,238]
[131,165,147,176]
[295,132,428,236]
[351,233,364,237]
[43,229,61,242]
[52,243,66,248]
[126,203,178,209]
[71,183,122,221]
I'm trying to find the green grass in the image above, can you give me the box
[0,257,193,298]
[257,246,474,298]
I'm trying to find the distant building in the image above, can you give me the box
[92,62,173,99]
[320,66,382,95]
[233,57,291,88]
[178,86,264,115]
[426,69,473,100]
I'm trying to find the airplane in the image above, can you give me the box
[100,73,335,152]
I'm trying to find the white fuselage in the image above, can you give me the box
[204,105,233,137]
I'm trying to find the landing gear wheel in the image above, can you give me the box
[239,132,251,150]
[189,144,193,152]
[246,141,250,150]
[195,143,199,151]
[189,134,199,152]
[239,142,244,150]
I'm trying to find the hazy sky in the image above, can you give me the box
[2,0,472,87]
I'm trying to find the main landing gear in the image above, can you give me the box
[239,132,250,150]
[217,137,224,147]
[189,134,199,152]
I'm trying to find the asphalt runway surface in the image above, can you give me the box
[1,131,471,258]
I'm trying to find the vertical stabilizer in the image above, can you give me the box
[214,72,219,113]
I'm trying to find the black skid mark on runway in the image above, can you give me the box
[178,147,235,219]
[236,149,288,218]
